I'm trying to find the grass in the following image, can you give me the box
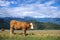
[0,30,60,40]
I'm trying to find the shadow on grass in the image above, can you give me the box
[13,33,35,36]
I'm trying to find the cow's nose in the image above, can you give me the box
[31,26,33,29]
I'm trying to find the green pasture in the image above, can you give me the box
[0,30,60,40]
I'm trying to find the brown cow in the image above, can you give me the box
[1,28,4,32]
[10,20,33,36]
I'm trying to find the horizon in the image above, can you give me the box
[0,17,60,25]
[0,16,60,18]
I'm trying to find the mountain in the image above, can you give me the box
[35,18,60,25]
[0,17,60,30]
[32,20,60,30]
[0,17,60,25]
[22,17,60,25]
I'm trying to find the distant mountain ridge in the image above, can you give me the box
[35,18,60,25]
[0,17,60,25]
[0,17,60,30]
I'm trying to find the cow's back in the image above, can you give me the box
[10,20,16,24]
[10,20,30,29]
[15,21,30,28]
[10,20,16,28]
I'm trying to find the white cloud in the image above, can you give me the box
[44,0,55,6]
[0,0,17,7]
[10,1,17,4]
[0,0,10,6]
[0,0,60,18]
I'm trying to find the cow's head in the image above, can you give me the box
[30,23,33,29]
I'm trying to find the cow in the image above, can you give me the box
[10,20,33,36]
[1,28,4,32]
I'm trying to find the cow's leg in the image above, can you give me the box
[12,28,14,34]
[10,27,13,34]
[23,29,26,36]
[10,27,12,34]
[10,28,14,34]
[10,27,14,34]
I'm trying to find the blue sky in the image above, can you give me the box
[0,0,60,18]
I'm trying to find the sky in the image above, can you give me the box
[0,0,60,18]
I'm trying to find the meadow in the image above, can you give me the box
[0,30,60,40]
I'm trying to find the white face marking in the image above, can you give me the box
[30,23,33,29]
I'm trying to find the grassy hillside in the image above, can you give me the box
[28,20,60,30]
[0,18,60,30]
